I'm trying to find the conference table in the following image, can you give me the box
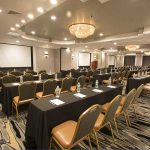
[2,78,76,116]
[25,84,123,149]
[0,74,54,87]
[126,75,150,93]
[93,73,111,85]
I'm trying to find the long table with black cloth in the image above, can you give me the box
[25,85,123,149]
[126,75,150,93]
[93,73,111,85]
[2,78,77,116]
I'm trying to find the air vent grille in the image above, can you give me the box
[7,10,22,15]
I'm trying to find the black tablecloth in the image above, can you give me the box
[126,76,150,93]
[74,71,88,78]
[2,78,76,116]
[25,85,123,149]
[93,73,111,85]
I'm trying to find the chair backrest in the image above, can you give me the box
[19,81,36,101]
[71,104,101,144]
[38,70,46,74]
[122,89,136,112]
[43,80,57,96]
[86,70,93,77]
[2,75,17,84]
[103,95,122,124]
[41,73,49,80]
[10,71,21,76]
[23,73,33,82]
[132,84,144,103]
[77,75,86,88]
[61,77,73,92]
[0,71,5,77]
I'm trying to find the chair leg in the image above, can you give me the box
[123,112,129,128]
[126,110,131,126]
[114,118,119,137]
[109,122,115,142]
[12,103,14,115]
[88,135,93,150]
[50,137,53,149]
[15,104,19,119]
[93,131,100,150]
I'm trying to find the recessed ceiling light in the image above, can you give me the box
[27,13,34,19]
[31,31,36,35]
[99,33,104,37]
[50,0,57,5]
[10,27,15,31]
[85,45,88,48]
[64,38,67,41]
[66,48,71,52]
[15,24,20,28]
[37,7,44,13]
[21,19,26,23]
[51,15,56,20]
[113,42,117,45]
[16,40,20,43]
[0,9,2,13]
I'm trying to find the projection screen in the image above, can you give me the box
[0,44,32,67]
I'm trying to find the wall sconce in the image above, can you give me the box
[72,54,75,60]
[44,51,49,58]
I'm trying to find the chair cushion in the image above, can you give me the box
[13,96,33,105]
[94,113,105,131]
[115,106,122,116]
[52,120,77,149]
[102,80,109,84]
[120,96,126,106]
[71,86,76,92]
[144,85,150,91]
[36,92,43,99]
[102,103,110,112]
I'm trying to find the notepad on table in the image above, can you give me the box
[107,85,117,88]
[92,89,103,93]
[74,93,86,98]
[50,99,65,106]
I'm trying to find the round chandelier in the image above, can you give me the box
[69,23,96,39]
[125,45,140,51]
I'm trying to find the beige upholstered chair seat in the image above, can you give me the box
[36,92,54,99]
[143,85,150,91]
[94,113,105,131]
[51,120,77,149]
[102,80,109,84]
[13,96,33,105]
[70,85,76,92]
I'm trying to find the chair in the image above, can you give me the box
[85,70,93,85]
[143,83,150,97]
[36,80,57,99]
[102,73,116,84]
[23,73,33,82]
[93,95,122,148]
[2,75,17,84]
[12,81,36,118]
[10,71,22,76]
[50,104,101,150]
[61,77,73,93]
[131,84,144,118]
[0,71,5,77]
[71,75,86,92]
[40,73,49,80]
[38,70,46,74]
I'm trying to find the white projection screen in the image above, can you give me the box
[78,52,91,66]
[0,44,32,67]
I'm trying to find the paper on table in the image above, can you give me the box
[50,99,65,106]
[107,85,117,88]
[34,80,41,83]
[74,93,86,98]
[92,89,103,93]
[13,83,20,86]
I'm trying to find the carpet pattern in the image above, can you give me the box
[0,97,149,150]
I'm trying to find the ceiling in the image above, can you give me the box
[0,0,150,53]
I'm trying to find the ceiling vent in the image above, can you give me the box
[80,0,88,2]
[7,10,22,15]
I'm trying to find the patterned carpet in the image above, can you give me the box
[0,97,149,150]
